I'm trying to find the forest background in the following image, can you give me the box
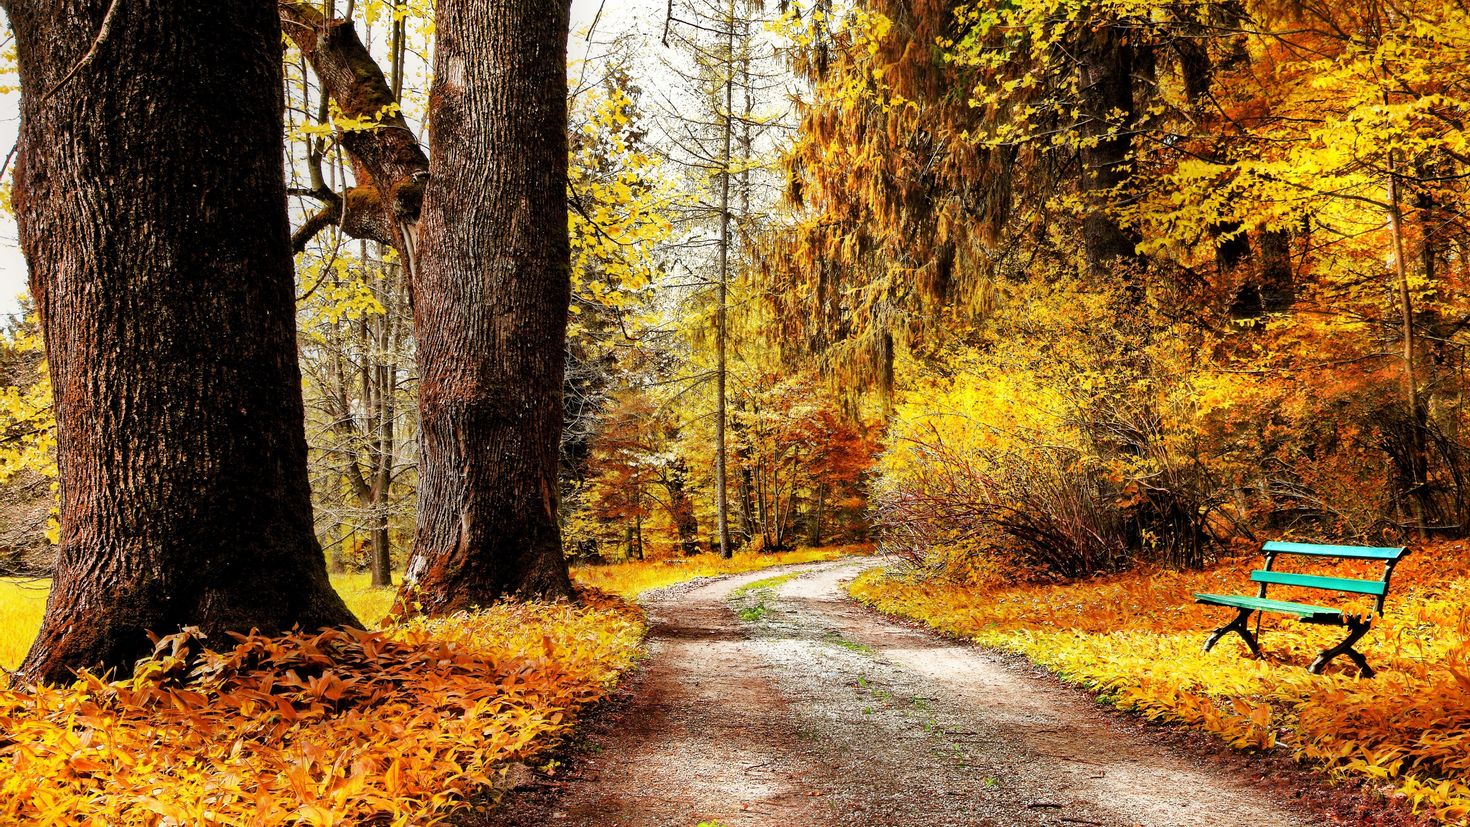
[4,0,1470,820]
[5,0,1470,595]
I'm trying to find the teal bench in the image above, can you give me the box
[1194,541,1408,677]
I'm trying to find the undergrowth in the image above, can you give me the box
[850,542,1470,824]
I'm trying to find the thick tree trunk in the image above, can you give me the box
[398,0,576,612]
[8,0,358,683]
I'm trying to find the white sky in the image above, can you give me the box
[0,1,666,319]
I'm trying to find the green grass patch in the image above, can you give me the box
[730,571,802,623]
[821,630,874,654]
[730,571,798,597]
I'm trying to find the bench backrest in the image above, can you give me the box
[1255,541,1409,616]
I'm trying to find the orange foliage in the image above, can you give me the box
[0,593,643,825]
[852,544,1470,823]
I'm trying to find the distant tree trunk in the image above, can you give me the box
[663,458,703,556]
[8,0,358,683]
[809,483,825,546]
[738,465,757,546]
[398,0,576,612]
[1255,230,1295,313]
[1387,152,1430,537]
[1076,22,1138,278]
[712,0,739,560]
[368,252,402,589]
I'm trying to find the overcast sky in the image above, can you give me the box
[0,1,666,319]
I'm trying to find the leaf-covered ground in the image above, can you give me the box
[850,544,1470,824]
[0,595,643,825]
[0,548,862,824]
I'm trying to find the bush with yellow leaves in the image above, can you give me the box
[0,592,643,826]
[851,544,1470,824]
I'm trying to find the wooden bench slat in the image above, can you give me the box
[1249,570,1388,596]
[1262,541,1406,561]
[1193,592,1344,622]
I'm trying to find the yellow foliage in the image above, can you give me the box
[573,545,868,599]
[0,595,644,826]
[851,543,1470,824]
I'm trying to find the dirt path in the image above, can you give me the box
[482,559,1333,827]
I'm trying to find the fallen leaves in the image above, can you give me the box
[0,591,644,825]
[572,545,866,599]
[851,542,1470,824]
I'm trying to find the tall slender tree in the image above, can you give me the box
[661,0,787,556]
[5,0,359,683]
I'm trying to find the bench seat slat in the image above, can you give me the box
[1262,541,1406,561]
[1194,593,1344,622]
[1250,570,1387,596]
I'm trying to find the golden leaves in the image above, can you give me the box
[0,600,644,825]
[852,542,1470,823]
[573,546,863,599]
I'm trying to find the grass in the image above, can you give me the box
[0,577,48,671]
[0,543,869,671]
[822,631,874,655]
[0,572,400,671]
[730,571,799,596]
[730,571,804,621]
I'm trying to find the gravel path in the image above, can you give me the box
[482,559,1332,827]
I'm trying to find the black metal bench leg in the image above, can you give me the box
[1309,619,1374,677]
[1204,607,1261,657]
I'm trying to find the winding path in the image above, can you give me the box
[484,559,1332,827]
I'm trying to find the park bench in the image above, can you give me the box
[1194,541,1408,678]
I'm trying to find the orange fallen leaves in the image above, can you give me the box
[851,543,1470,824]
[0,591,644,825]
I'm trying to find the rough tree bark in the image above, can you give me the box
[396,0,577,612]
[6,0,359,683]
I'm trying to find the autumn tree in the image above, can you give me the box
[0,306,52,574]
[5,0,358,682]
[661,0,791,555]
[282,0,580,610]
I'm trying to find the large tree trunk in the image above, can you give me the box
[8,0,358,683]
[397,0,576,612]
